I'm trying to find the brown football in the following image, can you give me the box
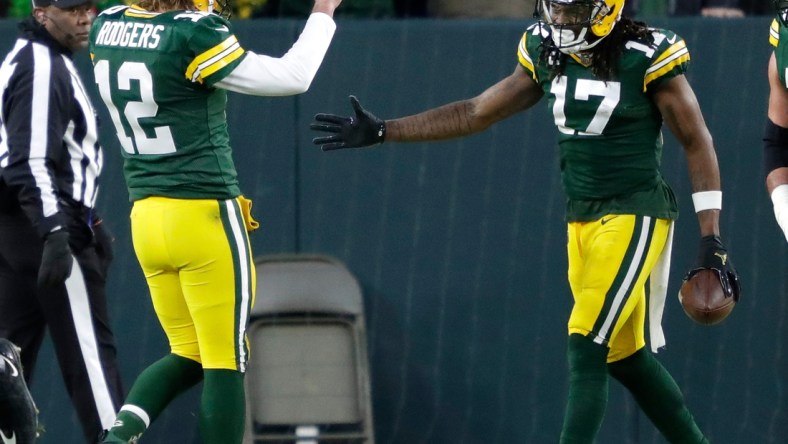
[679,269,735,325]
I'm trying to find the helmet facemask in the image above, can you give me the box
[538,0,622,54]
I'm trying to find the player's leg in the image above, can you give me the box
[106,197,255,444]
[177,198,255,444]
[608,346,707,443]
[605,218,707,443]
[561,215,665,443]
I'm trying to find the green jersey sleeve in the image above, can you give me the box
[517,23,547,84]
[183,13,246,87]
[770,18,788,88]
[643,28,690,93]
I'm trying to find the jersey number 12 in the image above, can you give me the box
[94,59,177,155]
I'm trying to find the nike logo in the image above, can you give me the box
[0,429,16,444]
[600,216,619,225]
[0,355,19,377]
[215,25,229,32]
[667,35,677,44]
[714,252,727,265]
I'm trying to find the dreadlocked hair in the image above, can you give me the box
[538,17,653,82]
[591,17,652,80]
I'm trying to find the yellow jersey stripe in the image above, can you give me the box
[649,40,687,67]
[124,5,160,18]
[198,47,245,81]
[770,18,780,48]
[185,36,244,83]
[517,33,537,81]
[643,47,690,90]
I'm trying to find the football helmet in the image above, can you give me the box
[0,339,38,444]
[194,0,231,18]
[537,0,624,53]
[776,0,788,27]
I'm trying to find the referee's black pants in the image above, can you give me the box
[0,211,124,443]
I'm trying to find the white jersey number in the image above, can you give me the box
[551,76,621,136]
[94,59,176,155]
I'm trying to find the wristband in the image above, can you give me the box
[691,191,722,213]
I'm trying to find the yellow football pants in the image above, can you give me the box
[567,214,671,363]
[130,196,256,371]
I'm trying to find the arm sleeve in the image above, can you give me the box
[771,184,788,242]
[214,12,337,96]
[1,46,68,237]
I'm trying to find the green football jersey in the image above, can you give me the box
[517,23,690,222]
[89,5,248,201]
[770,18,788,87]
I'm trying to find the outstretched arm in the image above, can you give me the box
[311,66,543,150]
[386,66,544,142]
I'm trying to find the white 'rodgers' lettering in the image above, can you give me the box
[95,21,164,49]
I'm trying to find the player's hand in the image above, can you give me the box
[311,96,385,151]
[683,235,741,301]
[38,229,73,288]
[92,219,114,277]
[312,0,343,17]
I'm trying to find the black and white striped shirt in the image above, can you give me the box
[0,18,102,238]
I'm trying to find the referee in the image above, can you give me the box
[0,0,123,442]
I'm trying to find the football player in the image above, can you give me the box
[311,0,740,442]
[89,0,342,442]
[0,338,38,444]
[766,0,788,243]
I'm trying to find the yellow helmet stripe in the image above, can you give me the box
[770,19,780,48]
[517,33,538,81]
[185,36,245,83]
[643,43,690,90]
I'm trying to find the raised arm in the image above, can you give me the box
[214,0,342,96]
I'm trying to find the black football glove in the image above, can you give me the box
[311,95,386,151]
[92,219,114,277]
[682,235,741,302]
[37,229,73,288]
